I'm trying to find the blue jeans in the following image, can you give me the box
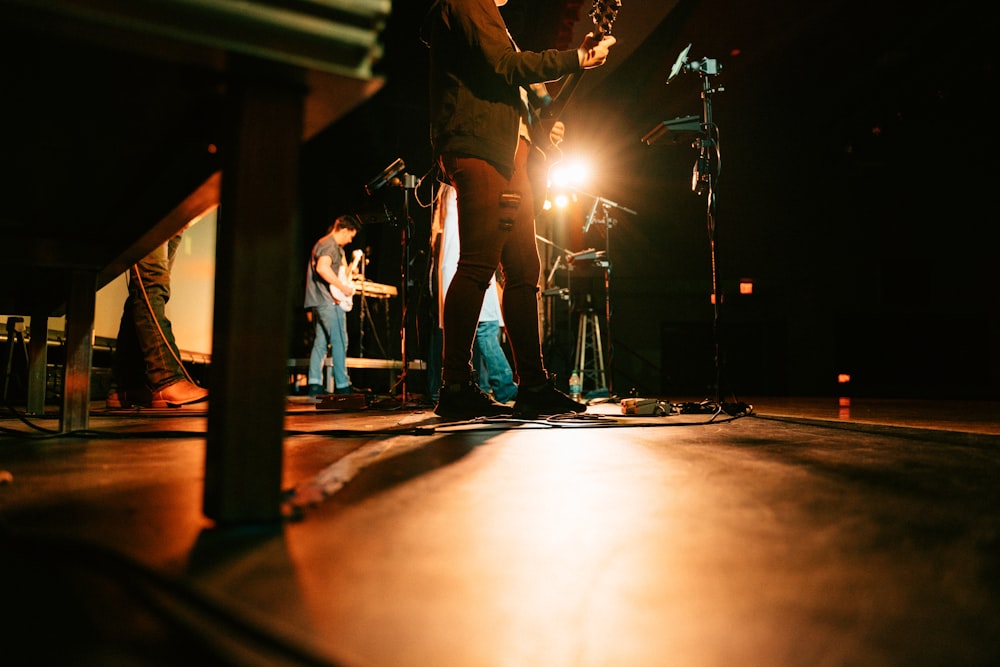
[113,234,188,391]
[309,302,350,390]
[473,320,517,403]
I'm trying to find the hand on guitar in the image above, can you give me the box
[329,249,363,312]
[549,120,566,149]
[577,33,616,69]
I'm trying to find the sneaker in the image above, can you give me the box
[512,379,587,419]
[435,380,513,420]
[305,384,325,397]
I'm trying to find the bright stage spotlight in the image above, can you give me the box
[553,192,571,209]
[546,156,593,210]
[548,158,592,191]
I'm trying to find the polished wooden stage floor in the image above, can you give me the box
[2,395,999,666]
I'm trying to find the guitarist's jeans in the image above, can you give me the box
[308,302,350,390]
[112,233,189,391]
[440,138,548,389]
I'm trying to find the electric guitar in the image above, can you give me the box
[536,0,621,124]
[527,0,621,210]
[329,249,364,312]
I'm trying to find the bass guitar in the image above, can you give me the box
[329,249,364,312]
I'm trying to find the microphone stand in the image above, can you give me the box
[692,57,724,404]
[536,234,572,309]
[535,233,574,367]
[577,192,637,397]
[647,49,725,403]
[365,157,416,405]
[358,252,368,358]
[393,172,418,405]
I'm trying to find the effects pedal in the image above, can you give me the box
[620,397,669,416]
[316,393,368,411]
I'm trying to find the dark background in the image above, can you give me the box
[296,0,998,400]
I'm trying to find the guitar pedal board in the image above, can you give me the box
[315,393,369,412]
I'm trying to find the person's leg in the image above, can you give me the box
[494,140,585,418]
[427,325,443,401]
[475,319,517,403]
[497,138,547,388]
[129,237,188,390]
[108,297,154,407]
[307,306,331,388]
[112,299,146,391]
[440,155,510,385]
[327,305,352,390]
[435,155,515,419]
[472,333,488,394]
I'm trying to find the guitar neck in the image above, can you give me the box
[539,74,580,122]
[538,0,619,121]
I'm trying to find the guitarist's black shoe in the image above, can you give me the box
[435,380,513,420]
[512,379,586,420]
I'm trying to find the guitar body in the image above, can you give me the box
[329,249,363,312]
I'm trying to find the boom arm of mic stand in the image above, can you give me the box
[583,198,600,233]
[580,192,638,232]
[535,234,570,255]
[546,254,564,287]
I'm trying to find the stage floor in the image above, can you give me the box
[2,395,999,666]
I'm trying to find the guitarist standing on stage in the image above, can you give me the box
[422,0,616,420]
[303,214,361,397]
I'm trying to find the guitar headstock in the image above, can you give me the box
[589,0,622,38]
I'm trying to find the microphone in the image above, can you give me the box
[667,43,691,82]
[365,158,406,195]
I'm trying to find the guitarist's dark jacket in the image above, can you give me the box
[421,0,581,179]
